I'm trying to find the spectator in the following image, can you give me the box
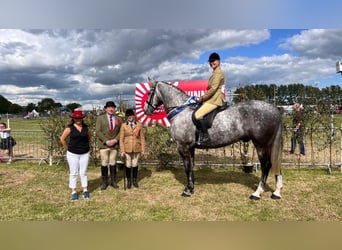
[60,109,91,201]
[96,101,122,190]
[0,122,16,164]
[290,103,305,156]
[120,109,145,189]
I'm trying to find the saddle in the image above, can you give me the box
[191,103,229,130]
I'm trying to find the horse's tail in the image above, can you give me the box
[271,120,282,175]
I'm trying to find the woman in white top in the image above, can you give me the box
[0,122,16,164]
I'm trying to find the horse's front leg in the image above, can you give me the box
[179,146,195,197]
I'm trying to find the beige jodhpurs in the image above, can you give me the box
[124,152,140,168]
[99,148,118,166]
[194,102,218,119]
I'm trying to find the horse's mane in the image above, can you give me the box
[159,81,189,97]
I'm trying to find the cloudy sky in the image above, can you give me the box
[0,29,341,110]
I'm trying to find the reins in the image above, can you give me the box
[146,81,179,112]
[146,81,196,120]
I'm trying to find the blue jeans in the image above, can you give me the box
[290,130,305,155]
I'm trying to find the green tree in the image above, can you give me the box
[66,103,81,112]
[26,103,37,113]
[37,98,56,113]
[0,95,12,113]
[8,103,24,114]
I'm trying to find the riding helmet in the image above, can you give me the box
[208,52,220,62]
[125,108,135,117]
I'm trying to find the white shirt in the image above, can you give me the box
[0,130,10,139]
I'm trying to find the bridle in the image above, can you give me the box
[145,85,158,111]
[145,81,183,114]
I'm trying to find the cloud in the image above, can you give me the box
[279,29,342,59]
[0,29,340,110]
[226,54,334,86]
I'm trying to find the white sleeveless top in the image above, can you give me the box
[0,130,10,139]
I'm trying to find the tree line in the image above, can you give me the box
[1,83,341,114]
[0,97,81,115]
[233,83,342,106]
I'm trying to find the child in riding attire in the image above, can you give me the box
[120,109,145,189]
[195,52,225,144]
[0,122,16,164]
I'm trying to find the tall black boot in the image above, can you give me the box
[132,166,139,188]
[197,119,210,144]
[125,167,132,189]
[101,166,108,190]
[109,165,119,188]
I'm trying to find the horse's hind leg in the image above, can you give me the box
[250,158,271,200]
[271,173,283,199]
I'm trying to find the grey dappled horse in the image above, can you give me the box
[144,80,283,200]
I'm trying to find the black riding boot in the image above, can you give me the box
[101,166,109,190]
[197,119,210,144]
[125,167,132,189]
[109,165,119,188]
[132,166,139,188]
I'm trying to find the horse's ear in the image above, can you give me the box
[148,77,157,87]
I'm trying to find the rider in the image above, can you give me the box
[194,52,225,144]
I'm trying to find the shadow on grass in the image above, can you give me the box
[169,167,274,193]
[87,167,153,193]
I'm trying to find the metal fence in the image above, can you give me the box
[2,127,342,173]
[0,130,51,165]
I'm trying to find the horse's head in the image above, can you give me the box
[144,79,163,115]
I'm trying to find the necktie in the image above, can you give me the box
[130,122,134,128]
[109,115,114,133]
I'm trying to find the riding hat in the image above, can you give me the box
[125,108,135,117]
[70,109,85,119]
[208,52,220,62]
[104,101,116,108]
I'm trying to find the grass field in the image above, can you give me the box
[5,113,342,130]
[0,161,341,221]
[0,115,341,221]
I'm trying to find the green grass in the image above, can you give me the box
[334,114,342,125]
[0,162,341,221]
[6,118,43,130]
[1,116,341,221]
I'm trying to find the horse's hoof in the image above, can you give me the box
[249,195,261,200]
[271,193,281,200]
[181,191,192,197]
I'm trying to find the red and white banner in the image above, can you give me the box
[135,80,225,127]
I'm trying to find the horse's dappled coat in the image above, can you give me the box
[144,80,283,200]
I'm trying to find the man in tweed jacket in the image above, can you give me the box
[96,101,122,190]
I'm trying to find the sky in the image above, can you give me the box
[0,29,341,110]
[0,1,341,111]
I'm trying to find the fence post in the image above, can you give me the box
[48,131,53,166]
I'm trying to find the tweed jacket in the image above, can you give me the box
[96,114,122,149]
[201,66,225,106]
[119,121,145,154]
